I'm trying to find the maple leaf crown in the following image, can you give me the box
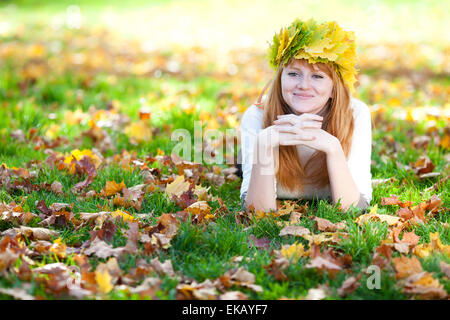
[268,18,358,93]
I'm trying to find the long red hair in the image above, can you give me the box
[262,58,354,192]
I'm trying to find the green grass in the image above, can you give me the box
[0,0,449,301]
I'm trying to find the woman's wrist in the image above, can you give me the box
[325,136,343,156]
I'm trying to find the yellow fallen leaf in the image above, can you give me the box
[63,149,102,173]
[193,184,212,201]
[302,232,346,245]
[103,180,126,197]
[165,175,190,199]
[49,237,67,259]
[124,120,152,143]
[186,201,211,216]
[45,124,60,139]
[355,205,400,226]
[95,268,113,294]
[111,209,135,222]
[280,242,306,262]
[413,232,450,258]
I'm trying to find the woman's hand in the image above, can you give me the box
[273,113,340,154]
[273,113,323,130]
[256,124,316,150]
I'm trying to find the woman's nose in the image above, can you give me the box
[296,76,310,89]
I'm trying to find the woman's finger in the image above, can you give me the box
[280,137,316,145]
[300,121,322,129]
[275,125,299,133]
[274,119,322,129]
[278,113,323,121]
[275,116,322,126]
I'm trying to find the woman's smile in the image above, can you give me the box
[293,92,314,99]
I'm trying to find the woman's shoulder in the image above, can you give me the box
[241,104,264,129]
[350,97,371,122]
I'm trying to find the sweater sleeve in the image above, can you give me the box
[347,98,373,206]
[239,105,264,206]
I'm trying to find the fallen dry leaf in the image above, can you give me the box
[279,225,310,237]
[2,226,59,241]
[403,271,447,299]
[84,237,124,259]
[337,275,362,297]
[165,175,190,199]
[392,256,423,279]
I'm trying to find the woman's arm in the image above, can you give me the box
[325,140,362,210]
[244,134,278,212]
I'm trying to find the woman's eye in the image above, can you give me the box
[288,72,300,77]
[313,74,324,79]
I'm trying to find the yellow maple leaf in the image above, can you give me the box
[95,268,113,294]
[124,120,152,143]
[412,272,443,288]
[45,124,60,139]
[165,175,190,199]
[63,149,102,173]
[355,205,400,226]
[280,242,306,262]
[302,232,345,245]
[64,108,88,125]
[413,232,450,258]
[186,201,212,216]
[193,184,212,201]
[49,237,67,259]
[103,180,126,197]
[111,209,135,222]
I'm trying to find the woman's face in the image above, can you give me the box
[281,59,333,115]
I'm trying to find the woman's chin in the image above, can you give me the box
[291,106,321,115]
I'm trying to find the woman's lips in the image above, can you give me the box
[293,93,314,99]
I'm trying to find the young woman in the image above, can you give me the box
[239,19,372,212]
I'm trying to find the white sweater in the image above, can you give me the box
[239,97,373,207]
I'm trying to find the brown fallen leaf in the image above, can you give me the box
[392,256,423,279]
[313,217,346,232]
[2,226,59,241]
[396,207,413,220]
[279,225,310,237]
[247,235,271,250]
[393,243,410,254]
[439,261,450,278]
[84,237,124,259]
[380,194,402,206]
[304,285,331,300]
[403,271,448,300]
[306,256,342,272]
[0,201,37,225]
[399,231,420,247]
[410,155,435,176]
[264,257,290,281]
[51,181,64,195]
[229,267,255,283]
[149,257,176,277]
[338,275,362,297]
[219,291,248,300]
[0,284,35,300]
[176,279,218,300]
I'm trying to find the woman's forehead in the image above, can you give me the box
[287,59,324,72]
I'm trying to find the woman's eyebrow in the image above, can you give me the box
[288,66,323,73]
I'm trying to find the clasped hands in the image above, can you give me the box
[257,113,340,155]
